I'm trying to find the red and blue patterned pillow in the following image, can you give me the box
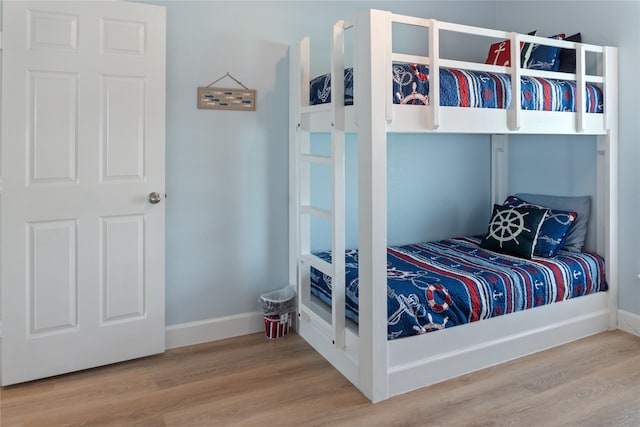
[485,30,537,67]
[484,31,584,73]
[503,195,577,257]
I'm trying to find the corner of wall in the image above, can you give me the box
[617,309,640,337]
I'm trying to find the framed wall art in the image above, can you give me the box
[197,72,256,111]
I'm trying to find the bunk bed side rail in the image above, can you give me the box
[295,38,312,316]
[384,14,608,134]
[331,19,347,349]
[288,38,302,294]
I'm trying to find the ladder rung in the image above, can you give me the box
[301,154,332,165]
[299,303,333,338]
[300,205,331,221]
[392,53,431,66]
[301,104,332,114]
[302,253,333,277]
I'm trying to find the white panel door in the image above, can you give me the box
[1,1,166,385]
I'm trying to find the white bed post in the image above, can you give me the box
[575,44,586,133]
[331,21,347,349]
[288,40,302,295]
[428,19,440,130]
[355,9,391,402]
[508,32,521,131]
[597,46,619,330]
[290,38,313,321]
[491,134,510,207]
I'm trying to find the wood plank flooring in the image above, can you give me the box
[2,329,639,426]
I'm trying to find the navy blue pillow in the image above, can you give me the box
[557,33,582,73]
[503,196,577,257]
[480,204,548,259]
[514,193,591,252]
[527,34,565,71]
[521,30,539,68]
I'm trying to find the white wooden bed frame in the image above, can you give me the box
[288,9,618,402]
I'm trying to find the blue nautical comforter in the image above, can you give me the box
[310,236,607,340]
[309,64,603,113]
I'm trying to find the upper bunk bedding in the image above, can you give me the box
[309,64,604,113]
[310,235,607,340]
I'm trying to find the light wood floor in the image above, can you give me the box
[1,329,639,426]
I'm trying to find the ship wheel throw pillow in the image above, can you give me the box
[480,204,548,259]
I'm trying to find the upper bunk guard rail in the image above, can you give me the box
[296,11,611,135]
[386,12,609,133]
[389,54,605,85]
[291,20,351,350]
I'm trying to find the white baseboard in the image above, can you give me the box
[0,314,264,350]
[618,309,640,337]
[165,311,264,350]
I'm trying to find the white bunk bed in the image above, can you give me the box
[288,9,618,402]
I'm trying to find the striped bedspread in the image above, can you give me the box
[310,236,608,340]
[309,65,604,113]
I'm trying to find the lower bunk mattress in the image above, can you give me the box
[309,65,603,113]
[310,236,608,340]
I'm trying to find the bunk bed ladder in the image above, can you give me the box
[292,22,349,350]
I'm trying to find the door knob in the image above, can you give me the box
[148,192,162,204]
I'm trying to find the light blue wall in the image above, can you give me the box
[508,136,598,199]
[497,1,640,315]
[309,133,492,252]
[140,0,498,325]
[143,0,640,325]
[508,135,598,251]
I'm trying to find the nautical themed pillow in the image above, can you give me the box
[485,39,512,66]
[526,33,565,71]
[484,31,537,67]
[520,30,539,68]
[480,204,548,259]
[503,196,577,257]
[514,193,591,252]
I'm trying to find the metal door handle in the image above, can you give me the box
[148,192,162,204]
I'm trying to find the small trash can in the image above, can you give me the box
[259,286,296,339]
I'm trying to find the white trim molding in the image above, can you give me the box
[165,311,264,350]
[617,310,640,337]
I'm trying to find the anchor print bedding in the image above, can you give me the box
[310,236,607,340]
[309,64,603,113]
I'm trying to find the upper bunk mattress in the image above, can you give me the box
[310,236,608,340]
[309,64,603,113]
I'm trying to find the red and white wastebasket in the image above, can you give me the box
[264,312,293,339]
[259,286,296,340]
